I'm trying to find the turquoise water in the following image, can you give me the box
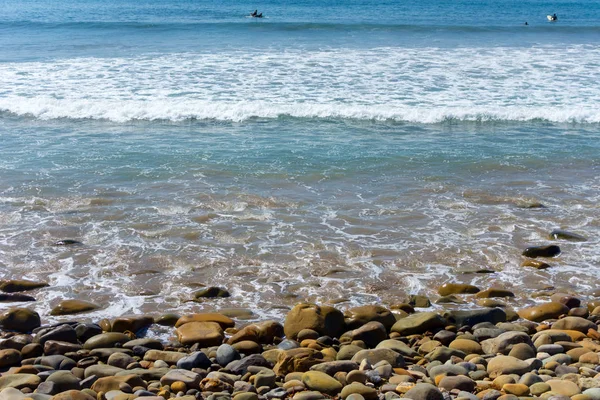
[0,0,599,321]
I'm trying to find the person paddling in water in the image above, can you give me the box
[250,10,263,17]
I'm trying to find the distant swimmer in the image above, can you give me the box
[547,13,557,21]
[525,21,528,25]
[250,10,263,18]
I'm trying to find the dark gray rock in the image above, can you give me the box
[405,383,444,400]
[522,245,561,258]
[444,308,506,328]
[225,354,272,375]
[177,351,212,370]
[216,344,241,366]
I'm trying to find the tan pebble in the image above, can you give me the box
[170,381,186,393]
[502,383,529,396]
[572,395,592,400]
[588,328,600,340]
[321,347,337,359]
[545,361,559,370]
[493,375,516,389]
[283,379,304,389]
[579,352,600,364]
[346,370,367,384]
[389,375,414,384]
[546,379,581,396]
[395,383,415,393]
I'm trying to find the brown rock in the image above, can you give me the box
[50,300,100,316]
[111,315,154,333]
[0,349,21,368]
[518,302,569,322]
[175,313,235,329]
[552,316,597,333]
[176,321,224,346]
[448,339,482,355]
[391,312,446,336]
[273,348,323,376]
[50,390,95,400]
[284,303,345,340]
[475,289,515,298]
[0,280,48,293]
[344,305,396,330]
[0,308,41,332]
[91,374,145,393]
[437,283,480,296]
[227,320,283,345]
[521,260,551,269]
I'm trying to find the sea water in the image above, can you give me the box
[1,0,599,322]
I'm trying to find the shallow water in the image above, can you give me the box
[0,0,599,323]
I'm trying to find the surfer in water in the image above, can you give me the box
[549,13,557,21]
[250,10,263,18]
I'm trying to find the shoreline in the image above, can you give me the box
[2,292,600,399]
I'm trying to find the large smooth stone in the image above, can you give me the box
[143,350,187,364]
[175,313,235,329]
[518,302,569,322]
[341,382,378,400]
[194,286,230,298]
[46,371,81,393]
[481,331,533,355]
[404,383,444,400]
[342,321,387,348]
[437,283,480,296]
[376,339,419,357]
[35,324,78,345]
[301,371,342,395]
[546,379,581,396]
[177,351,212,370]
[90,374,145,393]
[0,308,41,332]
[284,303,345,340]
[444,308,506,327]
[159,369,202,388]
[309,360,359,375]
[0,374,41,390]
[391,312,445,335]
[448,339,482,355]
[0,293,36,302]
[551,316,597,333]
[438,376,476,392]
[176,321,224,346]
[0,280,48,293]
[83,333,130,350]
[475,289,515,298]
[111,316,153,333]
[0,349,21,368]
[522,245,561,258]
[344,305,396,330]
[83,364,124,378]
[216,344,240,366]
[487,355,537,378]
[50,300,100,316]
[227,320,283,345]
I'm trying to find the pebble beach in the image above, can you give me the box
[3,233,600,400]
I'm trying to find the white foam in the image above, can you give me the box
[0,45,599,123]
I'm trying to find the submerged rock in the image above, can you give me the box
[522,245,561,258]
[549,229,587,242]
[0,280,49,293]
[51,300,100,316]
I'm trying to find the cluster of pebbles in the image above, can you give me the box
[2,291,600,400]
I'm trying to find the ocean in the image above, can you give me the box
[1,0,599,323]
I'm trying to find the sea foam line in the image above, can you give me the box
[1,46,599,123]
